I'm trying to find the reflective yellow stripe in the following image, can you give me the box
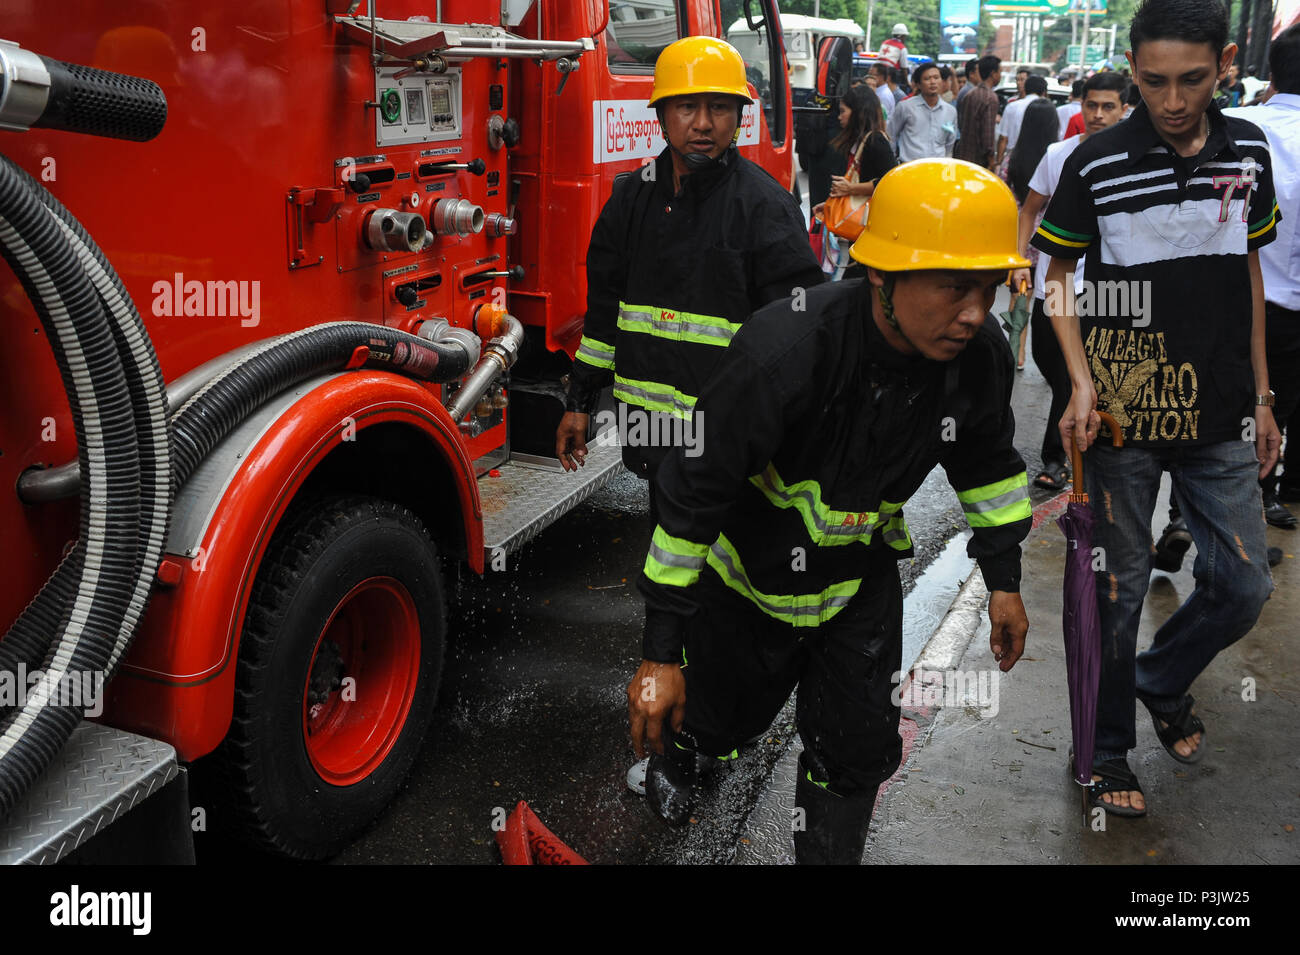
[706,534,861,627]
[880,513,913,551]
[614,374,697,420]
[575,335,615,369]
[643,526,709,588]
[748,463,905,547]
[957,473,1031,528]
[617,302,742,348]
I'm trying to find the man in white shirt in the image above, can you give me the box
[1058,79,1083,137]
[1226,24,1300,524]
[996,74,1049,171]
[888,61,959,160]
[867,61,895,116]
[1009,70,1127,490]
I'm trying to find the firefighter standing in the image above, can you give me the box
[627,160,1034,863]
[555,37,822,502]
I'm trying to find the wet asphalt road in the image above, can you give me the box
[330,284,1066,865]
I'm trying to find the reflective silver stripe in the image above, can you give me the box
[708,541,857,620]
[648,541,706,569]
[881,522,911,546]
[576,341,615,367]
[750,468,884,539]
[618,307,739,345]
[613,380,695,418]
[961,485,1029,514]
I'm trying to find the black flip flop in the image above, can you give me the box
[1083,756,1147,818]
[1034,462,1070,491]
[1141,693,1205,765]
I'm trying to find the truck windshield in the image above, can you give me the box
[607,0,679,73]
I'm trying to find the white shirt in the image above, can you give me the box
[888,94,959,161]
[879,39,908,70]
[1227,95,1300,309]
[875,84,896,116]
[1027,134,1087,302]
[1057,101,1080,139]
[998,93,1041,153]
[1241,76,1267,104]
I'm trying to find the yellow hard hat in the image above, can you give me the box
[850,159,1031,271]
[648,37,753,107]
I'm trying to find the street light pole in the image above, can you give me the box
[1079,2,1091,72]
[866,0,875,50]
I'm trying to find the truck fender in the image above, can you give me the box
[100,370,482,761]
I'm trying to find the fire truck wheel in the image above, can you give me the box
[205,495,445,860]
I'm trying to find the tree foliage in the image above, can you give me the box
[722,0,1142,65]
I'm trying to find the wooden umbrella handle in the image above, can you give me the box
[1069,410,1123,504]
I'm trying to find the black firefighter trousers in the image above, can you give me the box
[673,562,905,798]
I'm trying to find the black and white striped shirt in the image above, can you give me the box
[1033,100,1279,447]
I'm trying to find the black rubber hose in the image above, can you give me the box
[0,158,169,681]
[34,57,167,142]
[170,322,473,490]
[28,166,170,676]
[0,156,142,820]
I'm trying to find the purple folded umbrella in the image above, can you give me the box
[1058,500,1100,786]
[1057,411,1123,787]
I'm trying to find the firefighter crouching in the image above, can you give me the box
[555,36,822,508]
[627,159,1034,864]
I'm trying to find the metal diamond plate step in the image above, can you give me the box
[0,722,178,865]
[480,437,625,558]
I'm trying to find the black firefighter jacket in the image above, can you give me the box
[638,279,1032,662]
[567,144,824,479]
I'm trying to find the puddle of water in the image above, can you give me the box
[901,531,975,678]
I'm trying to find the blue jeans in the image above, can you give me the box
[1084,439,1273,762]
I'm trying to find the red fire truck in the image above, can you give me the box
[0,0,797,861]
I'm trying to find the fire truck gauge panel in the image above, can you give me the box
[375,67,461,147]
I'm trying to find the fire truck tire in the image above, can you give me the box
[204,495,445,860]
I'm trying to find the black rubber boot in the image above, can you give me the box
[646,732,699,827]
[792,756,879,865]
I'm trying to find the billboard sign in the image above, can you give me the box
[940,0,982,56]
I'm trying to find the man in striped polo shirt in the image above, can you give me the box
[1034,0,1281,819]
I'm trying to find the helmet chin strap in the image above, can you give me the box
[876,274,920,353]
[658,109,741,175]
[659,124,729,172]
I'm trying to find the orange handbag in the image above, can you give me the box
[820,137,870,241]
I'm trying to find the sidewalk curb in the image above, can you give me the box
[909,488,1071,676]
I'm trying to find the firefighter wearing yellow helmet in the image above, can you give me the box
[557,36,821,487]
[628,159,1034,864]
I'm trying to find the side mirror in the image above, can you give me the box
[815,36,852,99]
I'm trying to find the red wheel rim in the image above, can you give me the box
[302,576,421,786]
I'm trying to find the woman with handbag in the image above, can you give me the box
[813,84,895,281]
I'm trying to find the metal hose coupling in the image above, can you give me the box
[415,317,481,368]
[446,309,524,421]
[431,197,485,236]
[365,208,427,252]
